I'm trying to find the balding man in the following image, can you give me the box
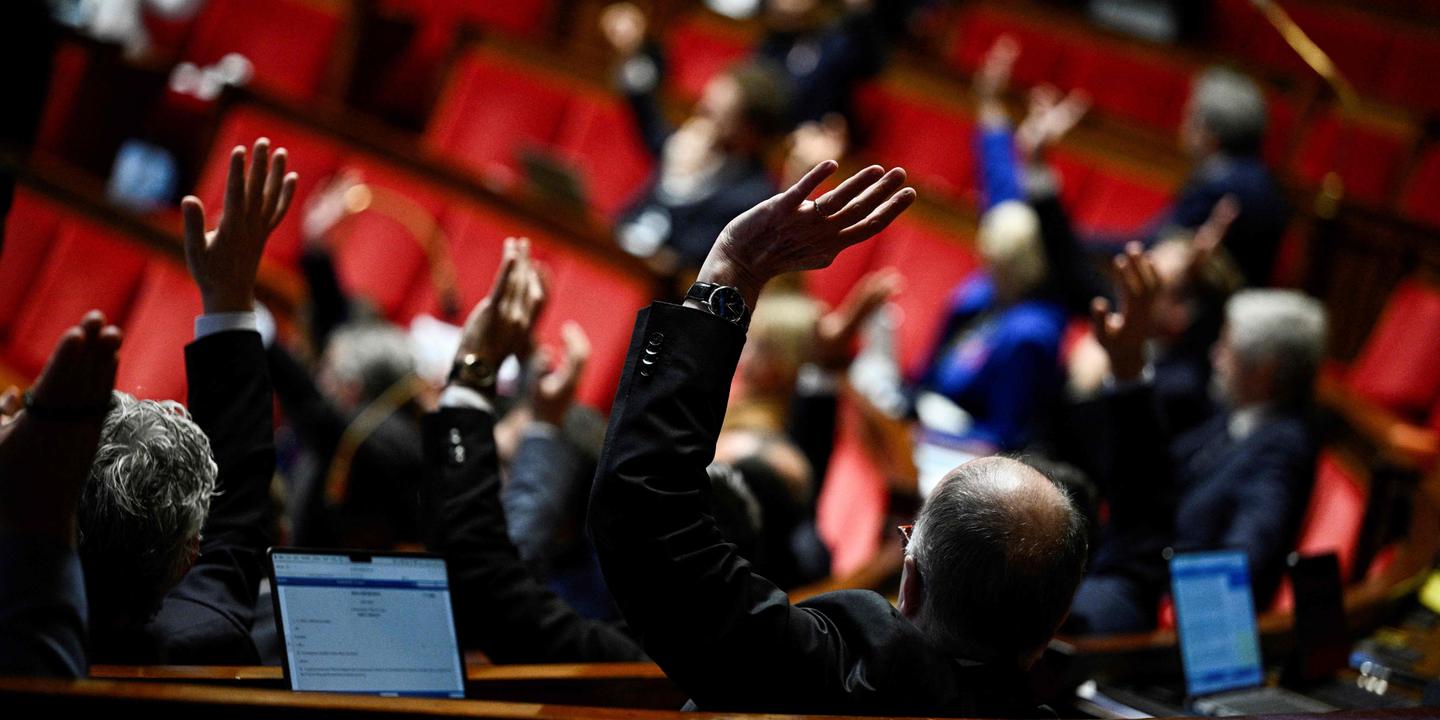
[590,161,1088,716]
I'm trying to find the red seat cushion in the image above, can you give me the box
[327,158,451,320]
[196,107,346,269]
[534,252,652,412]
[1069,164,1175,237]
[0,190,65,340]
[1269,447,1369,617]
[867,217,982,376]
[946,5,1069,90]
[551,92,656,220]
[115,261,205,402]
[662,17,754,103]
[399,202,549,322]
[801,231,885,311]
[1344,279,1440,414]
[6,219,149,377]
[854,83,977,204]
[1058,44,1192,132]
[424,50,575,189]
[182,0,344,101]
[1289,112,1408,206]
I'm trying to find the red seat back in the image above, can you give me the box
[1399,146,1440,228]
[1380,30,1440,117]
[1271,449,1369,612]
[867,217,982,376]
[1058,44,1191,132]
[662,17,754,103]
[115,261,205,402]
[534,253,653,411]
[854,83,977,204]
[815,404,890,576]
[0,190,65,340]
[182,0,344,101]
[551,92,656,220]
[1345,279,1440,414]
[946,6,1068,91]
[1289,112,1408,206]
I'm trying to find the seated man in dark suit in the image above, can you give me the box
[589,161,1090,716]
[1067,245,1326,635]
[78,138,296,663]
[420,237,645,663]
[0,311,122,677]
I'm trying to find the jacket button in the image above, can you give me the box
[647,332,664,346]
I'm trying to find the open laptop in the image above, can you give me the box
[1171,550,1336,716]
[268,549,466,698]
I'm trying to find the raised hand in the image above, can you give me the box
[700,161,915,307]
[1189,194,1241,281]
[0,311,123,545]
[1091,243,1160,383]
[975,35,1020,102]
[531,322,592,427]
[455,238,548,387]
[1015,85,1091,164]
[785,114,849,185]
[815,268,902,370]
[182,138,298,314]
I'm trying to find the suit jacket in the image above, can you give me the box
[419,407,644,663]
[0,534,87,676]
[589,302,1043,717]
[91,329,277,664]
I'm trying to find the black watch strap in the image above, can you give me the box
[686,282,750,331]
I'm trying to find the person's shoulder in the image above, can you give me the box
[999,302,1067,345]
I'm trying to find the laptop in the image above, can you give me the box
[268,549,467,698]
[1170,550,1336,716]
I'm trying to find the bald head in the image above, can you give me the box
[907,457,1087,665]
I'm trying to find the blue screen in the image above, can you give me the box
[273,552,465,698]
[1171,550,1265,697]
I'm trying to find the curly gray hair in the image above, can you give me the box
[78,390,217,621]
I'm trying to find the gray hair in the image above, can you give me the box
[1225,289,1327,409]
[78,391,217,621]
[325,322,417,403]
[908,457,1087,665]
[1190,67,1267,155]
[979,200,1048,300]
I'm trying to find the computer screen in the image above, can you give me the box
[1171,550,1265,697]
[270,551,466,698]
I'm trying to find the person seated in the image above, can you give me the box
[71,138,296,663]
[601,7,793,276]
[0,311,122,677]
[911,200,1068,456]
[589,161,1090,715]
[1067,245,1326,635]
[419,238,644,663]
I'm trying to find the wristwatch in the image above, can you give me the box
[449,353,497,391]
[686,282,750,331]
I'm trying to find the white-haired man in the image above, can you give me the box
[1067,244,1327,635]
[78,138,296,663]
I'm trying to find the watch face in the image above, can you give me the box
[707,286,745,321]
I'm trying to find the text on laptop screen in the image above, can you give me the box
[272,552,465,697]
[1171,550,1265,697]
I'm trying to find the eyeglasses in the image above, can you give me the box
[896,524,913,548]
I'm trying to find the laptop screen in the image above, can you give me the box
[1171,550,1265,697]
[270,550,466,698]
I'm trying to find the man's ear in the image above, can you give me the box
[897,554,923,620]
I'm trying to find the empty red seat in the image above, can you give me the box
[398,202,543,323]
[854,83,977,204]
[327,158,451,320]
[662,16,755,103]
[1343,279,1440,415]
[0,190,65,340]
[181,0,344,101]
[115,261,205,402]
[1399,146,1440,228]
[946,5,1069,91]
[1288,111,1408,206]
[866,217,982,376]
[801,230,886,311]
[196,107,346,269]
[425,50,576,189]
[551,91,656,220]
[1057,44,1192,132]
[534,252,653,411]
[5,219,149,377]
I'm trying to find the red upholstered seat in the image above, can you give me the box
[1069,165,1175,237]
[815,404,890,576]
[1270,449,1368,612]
[181,0,344,101]
[424,50,575,189]
[1343,279,1440,415]
[327,158,451,320]
[1399,146,1440,228]
[1057,44,1191,133]
[377,0,554,41]
[1289,112,1408,206]
[5,219,149,377]
[801,230,885,311]
[398,202,543,323]
[197,108,346,269]
[946,5,1068,90]
[662,17,754,103]
[1381,30,1440,117]
[854,83,977,204]
[0,190,65,340]
[534,253,653,411]
[1278,4,1394,90]
[551,92,656,220]
[866,217,982,376]
[115,261,205,402]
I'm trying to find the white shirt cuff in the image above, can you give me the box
[194,311,258,340]
[439,385,495,415]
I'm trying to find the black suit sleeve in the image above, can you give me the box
[149,329,277,663]
[420,407,643,663]
[786,381,838,495]
[588,302,867,710]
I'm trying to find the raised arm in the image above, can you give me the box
[153,139,295,661]
[423,241,642,662]
[0,312,122,677]
[589,162,914,709]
